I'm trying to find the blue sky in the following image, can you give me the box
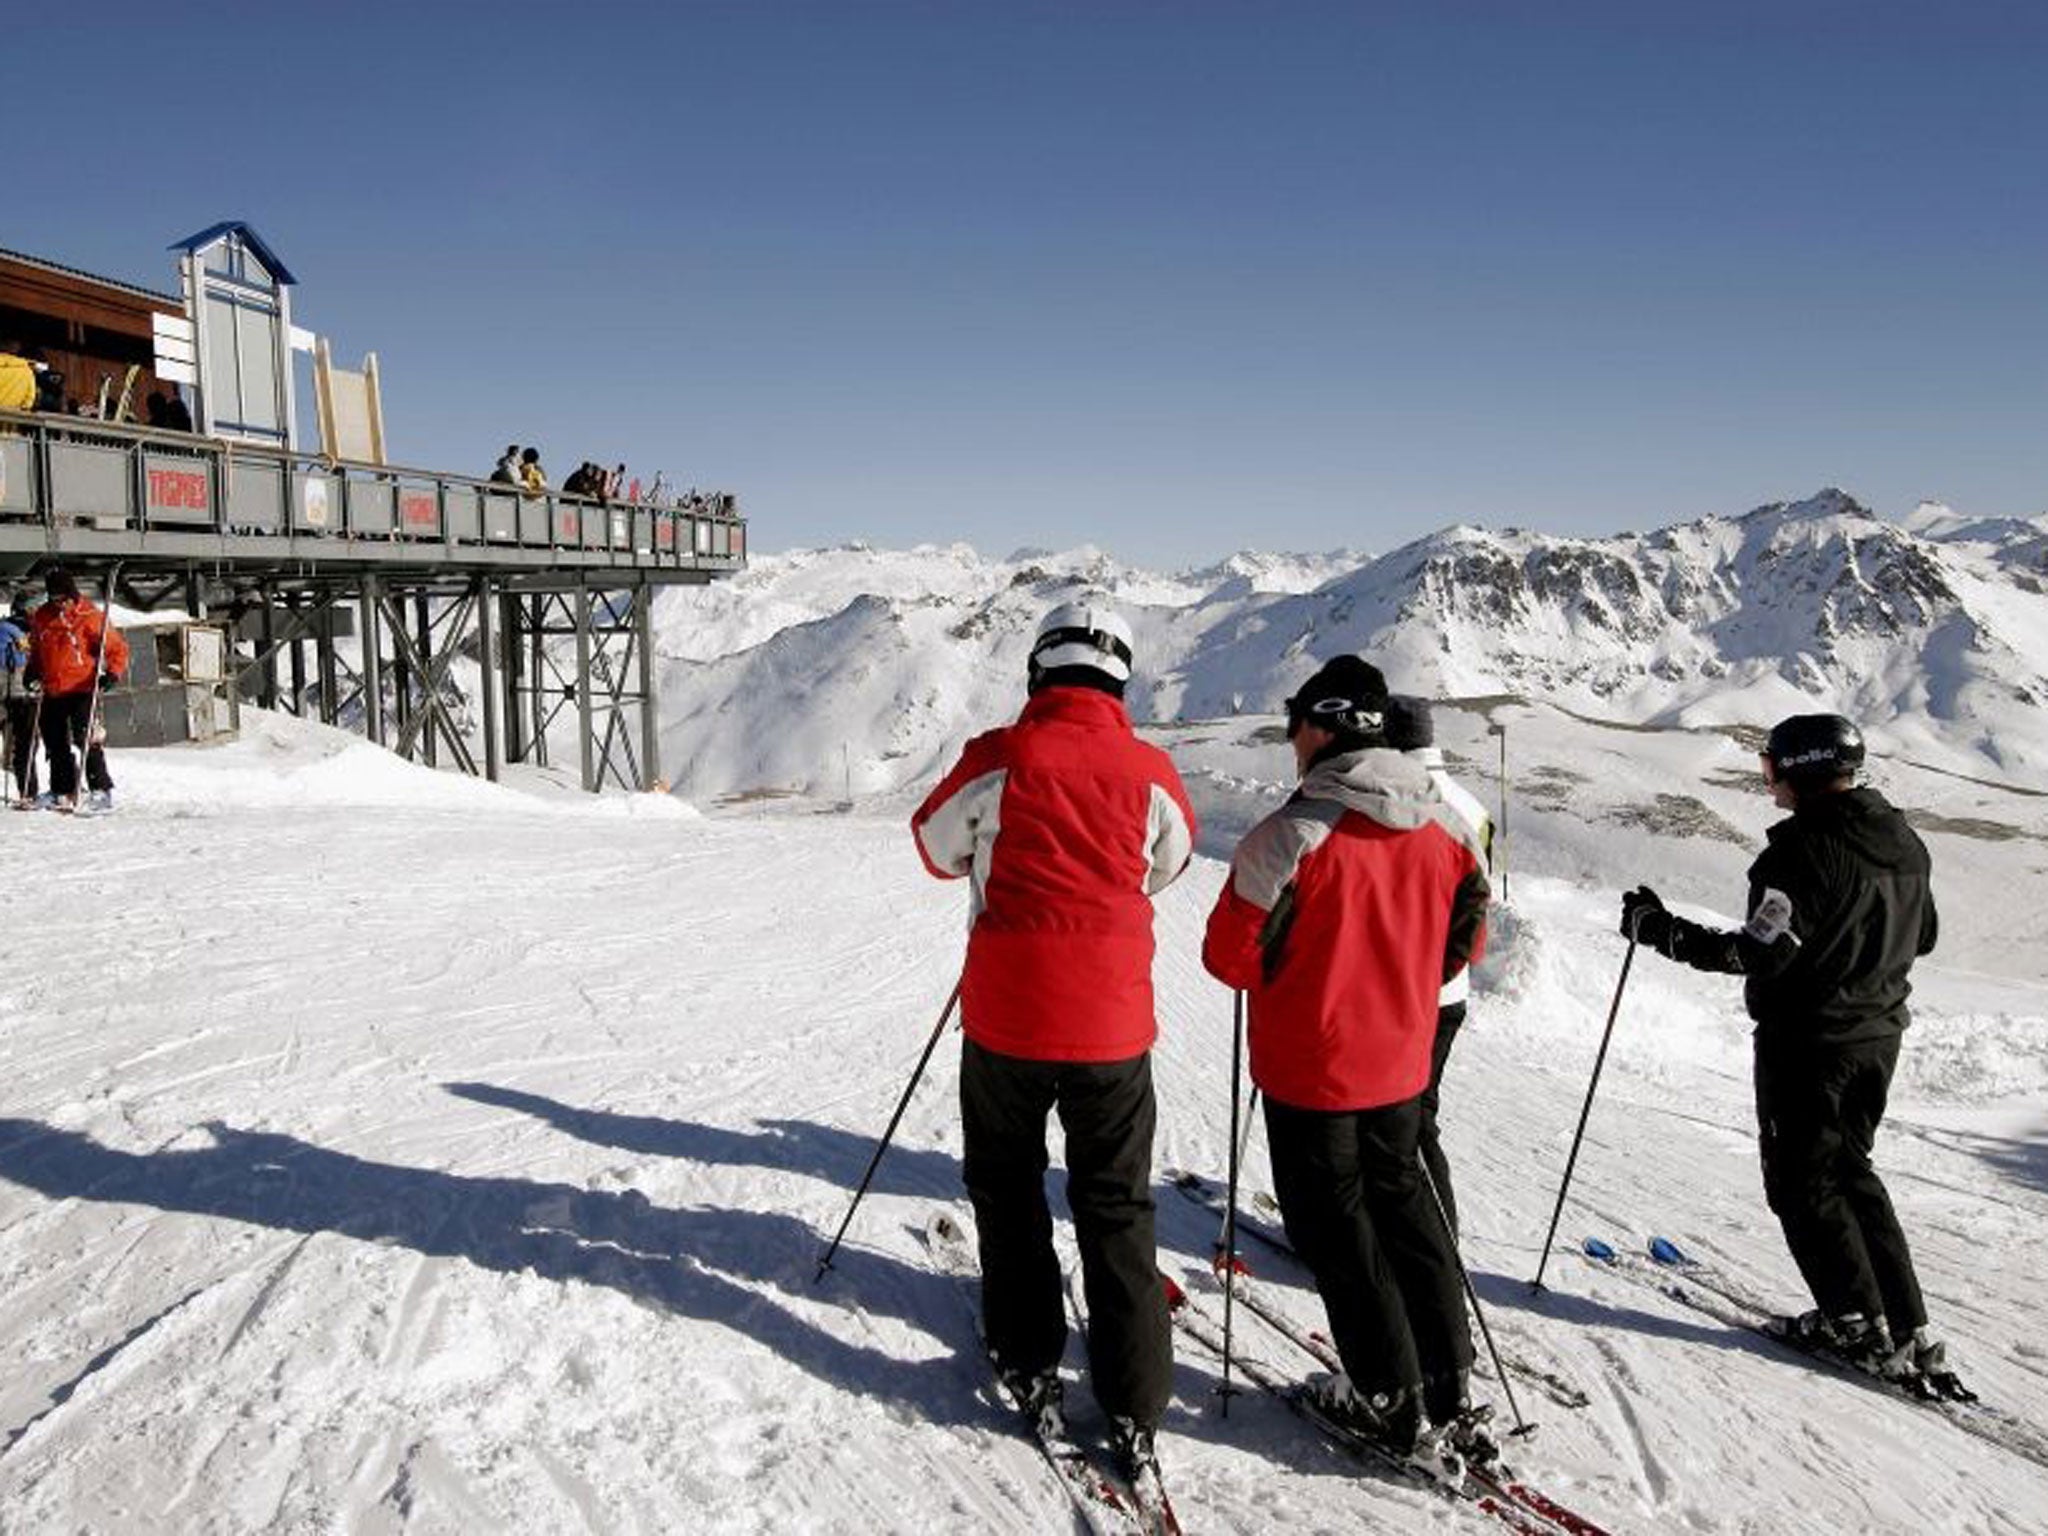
[12,2,2046,564]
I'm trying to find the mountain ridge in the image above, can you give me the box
[648,489,2048,800]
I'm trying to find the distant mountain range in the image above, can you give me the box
[648,491,2048,801]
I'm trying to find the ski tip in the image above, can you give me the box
[1647,1235,1688,1266]
[1582,1236,1617,1261]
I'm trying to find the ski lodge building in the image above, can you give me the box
[0,223,745,792]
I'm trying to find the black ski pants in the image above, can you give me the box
[959,1037,1171,1428]
[37,691,111,800]
[1264,1092,1474,1417]
[1754,1030,1926,1337]
[1417,1002,1466,1236]
[4,696,36,798]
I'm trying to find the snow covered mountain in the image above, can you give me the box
[650,490,2048,803]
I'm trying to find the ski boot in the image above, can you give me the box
[1302,1372,1437,1464]
[1108,1416,1178,1533]
[995,1363,1066,1441]
[1881,1327,1977,1403]
[85,788,113,814]
[1108,1417,1160,1483]
[1437,1402,1503,1469]
[1777,1309,1893,1372]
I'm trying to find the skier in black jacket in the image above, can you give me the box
[1618,713,1949,1383]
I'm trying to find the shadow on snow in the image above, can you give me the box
[443,1080,962,1201]
[0,1117,993,1430]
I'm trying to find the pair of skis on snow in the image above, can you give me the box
[1165,1264,1611,1536]
[921,1211,1181,1535]
[921,1195,1611,1536]
[1579,1232,2048,1474]
[1166,1167,1593,1412]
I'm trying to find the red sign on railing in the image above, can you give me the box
[147,467,211,513]
[656,519,676,547]
[401,493,437,528]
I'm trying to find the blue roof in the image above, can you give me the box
[168,222,296,285]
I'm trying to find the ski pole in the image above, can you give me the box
[1529,926,1639,1292]
[1218,990,1247,1415]
[75,562,122,809]
[1212,1083,1261,1260]
[18,691,44,809]
[814,977,963,1281]
[1420,1153,1533,1439]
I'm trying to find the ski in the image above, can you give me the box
[1167,1167,1591,1410]
[1167,1271,1606,1536]
[1581,1235,2048,1474]
[1056,1269,1185,1535]
[917,1210,1151,1535]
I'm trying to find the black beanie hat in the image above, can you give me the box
[44,567,78,600]
[1285,656,1389,744]
[1383,694,1435,751]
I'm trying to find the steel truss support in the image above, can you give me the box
[501,582,659,793]
[65,560,667,796]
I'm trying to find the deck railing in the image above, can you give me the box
[0,408,745,573]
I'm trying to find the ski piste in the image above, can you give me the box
[917,1210,1175,1535]
[1166,1167,1591,1411]
[1581,1234,2048,1474]
[1166,1269,1612,1536]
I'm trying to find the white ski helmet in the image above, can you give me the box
[1028,598,1135,688]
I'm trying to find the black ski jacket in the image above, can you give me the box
[1677,787,1937,1046]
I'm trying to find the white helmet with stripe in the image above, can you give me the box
[1028,598,1134,688]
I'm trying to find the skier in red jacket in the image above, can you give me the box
[28,568,129,809]
[912,598,1196,1485]
[1203,655,1490,1464]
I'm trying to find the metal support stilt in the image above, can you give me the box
[359,575,384,747]
[317,594,338,725]
[528,593,547,767]
[288,594,308,717]
[478,577,500,782]
[258,584,279,710]
[636,584,661,790]
[415,590,437,769]
[499,590,523,764]
[575,579,595,792]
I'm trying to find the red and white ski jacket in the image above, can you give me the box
[912,686,1197,1063]
[1203,749,1489,1113]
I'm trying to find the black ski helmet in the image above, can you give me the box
[1383,694,1435,752]
[1284,656,1389,745]
[1764,713,1865,784]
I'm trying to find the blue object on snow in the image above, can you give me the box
[1648,1236,1689,1266]
[1582,1237,1617,1261]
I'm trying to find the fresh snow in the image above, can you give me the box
[3,668,2045,1532]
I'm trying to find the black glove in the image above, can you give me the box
[1620,886,1674,951]
[101,673,121,691]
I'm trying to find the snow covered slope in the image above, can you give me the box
[1,707,2044,1534]
[649,490,2048,804]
